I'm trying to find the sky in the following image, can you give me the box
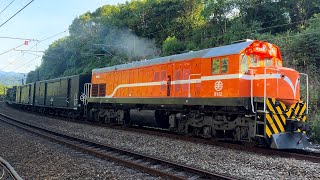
[0,0,128,73]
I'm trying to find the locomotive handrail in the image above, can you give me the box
[83,83,92,105]
[299,73,309,114]
[188,74,201,98]
[247,69,255,113]
[263,67,280,112]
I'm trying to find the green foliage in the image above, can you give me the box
[0,84,9,101]
[0,84,8,95]
[162,36,185,55]
[281,15,320,108]
[309,112,320,143]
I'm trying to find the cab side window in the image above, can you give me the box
[221,58,228,73]
[212,59,220,74]
[240,54,248,72]
[212,58,228,74]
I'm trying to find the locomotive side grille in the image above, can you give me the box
[92,84,98,97]
[99,84,106,97]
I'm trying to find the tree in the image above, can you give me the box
[162,36,185,55]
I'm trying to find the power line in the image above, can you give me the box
[0,29,68,71]
[0,43,25,56]
[0,36,38,41]
[262,30,320,42]
[9,32,92,73]
[39,30,68,42]
[0,0,35,28]
[10,56,40,72]
[14,49,44,53]
[0,0,16,16]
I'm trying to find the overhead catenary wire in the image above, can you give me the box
[0,43,25,56]
[0,36,38,41]
[0,0,35,28]
[14,49,44,53]
[10,56,40,72]
[0,29,68,71]
[0,0,16,16]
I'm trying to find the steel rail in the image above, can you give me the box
[0,156,23,180]
[9,106,320,164]
[0,113,236,180]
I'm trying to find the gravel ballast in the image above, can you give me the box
[1,103,319,179]
[0,117,157,179]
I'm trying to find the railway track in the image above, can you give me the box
[48,115,320,164]
[115,124,320,164]
[6,106,320,164]
[50,114,320,164]
[0,113,236,180]
[0,156,23,180]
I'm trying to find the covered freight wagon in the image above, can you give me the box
[15,83,34,105]
[34,74,91,110]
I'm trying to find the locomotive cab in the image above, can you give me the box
[239,41,310,149]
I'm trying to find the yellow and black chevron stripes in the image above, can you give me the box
[287,102,307,121]
[265,98,307,137]
[266,98,286,137]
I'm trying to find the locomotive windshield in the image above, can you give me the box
[240,54,282,72]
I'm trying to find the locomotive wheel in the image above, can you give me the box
[103,115,110,124]
[202,126,212,138]
[186,126,200,137]
[89,109,99,122]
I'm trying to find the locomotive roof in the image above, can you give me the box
[93,40,255,73]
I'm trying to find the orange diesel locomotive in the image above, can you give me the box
[86,40,310,149]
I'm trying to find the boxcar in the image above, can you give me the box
[34,74,91,111]
[15,83,34,105]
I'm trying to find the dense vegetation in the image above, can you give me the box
[0,84,8,95]
[0,84,9,101]
[26,0,320,141]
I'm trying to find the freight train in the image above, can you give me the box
[5,40,311,149]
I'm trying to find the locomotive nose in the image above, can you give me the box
[276,67,301,106]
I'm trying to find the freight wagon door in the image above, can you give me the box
[37,82,46,105]
[59,79,69,108]
[66,78,71,108]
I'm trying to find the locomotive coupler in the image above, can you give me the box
[285,118,310,133]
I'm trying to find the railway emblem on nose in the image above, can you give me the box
[214,81,223,91]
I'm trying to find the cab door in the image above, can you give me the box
[166,63,173,97]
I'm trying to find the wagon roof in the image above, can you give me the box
[35,74,88,83]
[93,40,255,73]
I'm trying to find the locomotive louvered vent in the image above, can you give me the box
[99,84,106,97]
[92,84,98,97]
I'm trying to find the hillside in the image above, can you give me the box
[0,71,25,86]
